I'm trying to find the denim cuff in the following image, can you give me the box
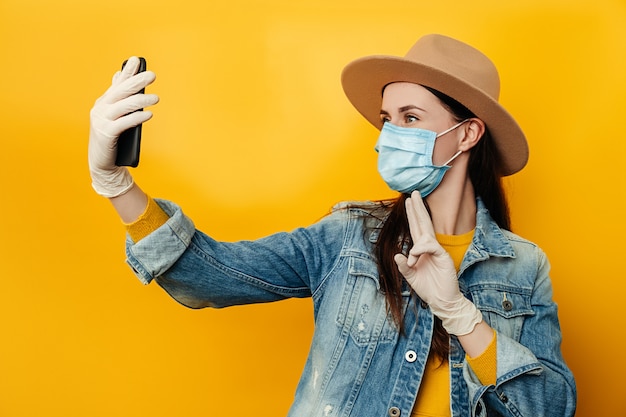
[464,331,543,399]
[124,199,196,284]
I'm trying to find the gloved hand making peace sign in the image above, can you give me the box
[394,191,483,336]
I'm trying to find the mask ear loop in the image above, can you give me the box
[437,119,470,167]
[436,118,471,138]
[443,150,463,166]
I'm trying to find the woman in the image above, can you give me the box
[88,34,576,416]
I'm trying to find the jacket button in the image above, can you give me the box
[404,350,417,363]
[388,406,401,416]
[502,300,513,311]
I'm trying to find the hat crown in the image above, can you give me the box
[406,34,500,100]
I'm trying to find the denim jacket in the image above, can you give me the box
[125,198,576,417]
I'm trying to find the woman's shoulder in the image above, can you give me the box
[500,229,546,256]
[329,200,391,228]
[331,199,392,217]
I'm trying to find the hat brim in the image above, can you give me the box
[341,55,528,176]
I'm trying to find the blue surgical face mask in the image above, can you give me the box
[374,120,468,197]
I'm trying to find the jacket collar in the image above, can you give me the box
[365,197,515,267]
[459,197,515,275]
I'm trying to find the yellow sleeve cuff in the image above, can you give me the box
[124,197,170,243]
[466,330,497,386]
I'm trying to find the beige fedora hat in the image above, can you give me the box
[341,34,528,176]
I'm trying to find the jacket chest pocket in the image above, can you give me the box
[469,285,534,341]
[335,256,403,346]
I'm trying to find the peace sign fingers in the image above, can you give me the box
[405,191,439,266]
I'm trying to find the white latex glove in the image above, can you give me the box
[394,191,483,336]
[88,56,159,197]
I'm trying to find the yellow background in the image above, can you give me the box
[1,0,624,416]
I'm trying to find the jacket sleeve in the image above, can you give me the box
[463,248,577,417]
[124,199,346,309]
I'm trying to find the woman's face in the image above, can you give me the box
[380,82,461,166]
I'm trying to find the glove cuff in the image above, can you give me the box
[432,297,483,336]
[91,167,134,198]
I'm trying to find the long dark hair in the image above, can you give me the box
[374,85,510,360]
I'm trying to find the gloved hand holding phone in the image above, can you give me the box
[88,56,159,197]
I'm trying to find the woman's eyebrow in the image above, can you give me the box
[399,105,426,113]
[379,105,427,115]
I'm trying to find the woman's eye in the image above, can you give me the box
[406,115,418,123]
[380,116,390,123]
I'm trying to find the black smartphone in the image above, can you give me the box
[115,57,147,167]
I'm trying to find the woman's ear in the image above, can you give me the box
[458,118,485,151]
